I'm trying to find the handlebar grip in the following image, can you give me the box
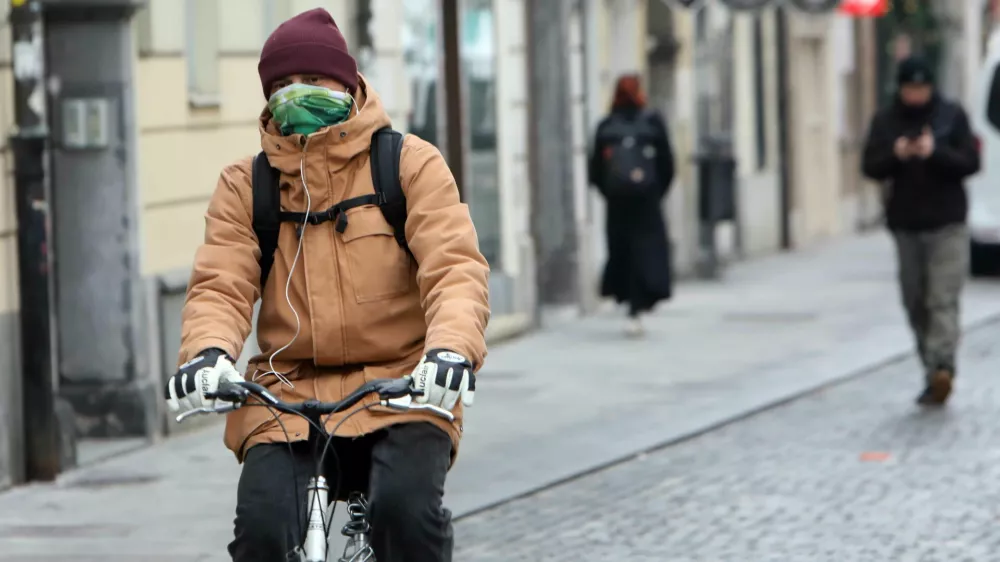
[233,380,271,396]
[373,377,415,399]
[207,380,251,403]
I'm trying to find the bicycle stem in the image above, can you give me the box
[303,476,329,562]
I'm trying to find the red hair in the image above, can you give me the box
[612,74,646,109]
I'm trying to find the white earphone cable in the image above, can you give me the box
[253,142,312,389]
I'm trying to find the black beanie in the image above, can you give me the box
[896,57,935,86]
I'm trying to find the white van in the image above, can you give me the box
[967,31,1000,276]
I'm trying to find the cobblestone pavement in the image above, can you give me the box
[454,320,1000,562]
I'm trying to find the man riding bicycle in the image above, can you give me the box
[163,9,489,561]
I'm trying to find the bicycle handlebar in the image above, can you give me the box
[174,377,455,424]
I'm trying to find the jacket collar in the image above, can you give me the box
[257,74,393,177]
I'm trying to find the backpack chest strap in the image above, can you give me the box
[278,193,385,235]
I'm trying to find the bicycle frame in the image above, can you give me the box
[177,378,453,562]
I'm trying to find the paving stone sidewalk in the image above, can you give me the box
[1,233,1000,560]
[455,319,1000,562]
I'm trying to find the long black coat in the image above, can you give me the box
[588,107,675,312]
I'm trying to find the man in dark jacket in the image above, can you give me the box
[861,56,980,406]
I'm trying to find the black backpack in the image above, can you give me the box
[251,126,408,290]
[601,111,661,196]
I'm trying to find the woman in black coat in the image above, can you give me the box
[588,74,674,337]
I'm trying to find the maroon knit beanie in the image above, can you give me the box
[258,8,359,99]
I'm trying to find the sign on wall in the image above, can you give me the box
[839,0,889,16]
[667,0,885,16]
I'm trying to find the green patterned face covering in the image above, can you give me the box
[268,83,355,136]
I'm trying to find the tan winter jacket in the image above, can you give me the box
[177,76,490,462]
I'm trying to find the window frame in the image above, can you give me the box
[185,0,221,108]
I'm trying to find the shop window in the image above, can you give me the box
[461,0,501,268]
[401,0,501,267]
[186,0,220,107]
[352,0,376,74]
[403,0,442,146]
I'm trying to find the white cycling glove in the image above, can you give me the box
[410,349,476,411]
[164,348,244,413]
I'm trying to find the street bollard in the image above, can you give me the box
[694,135,737,279]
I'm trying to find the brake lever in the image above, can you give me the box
[380,395,455,422]
[408,403,456,422]
[175,401,240,423]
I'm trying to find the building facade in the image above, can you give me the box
[0,0,20,490]
[635,0,883,273]
[0,0,544,484]
[3,0,986,487]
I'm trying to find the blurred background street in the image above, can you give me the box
[2,0,1000,560]
[4,234,1000,560]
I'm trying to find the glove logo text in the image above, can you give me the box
[437,351,467,364]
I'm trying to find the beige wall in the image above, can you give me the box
[786,12,842,246]
[494,0,531,280]
[0,0,17,315]
[134,0,348,276]
[660,7,699,274]
[661,4,861,262]
[730,9,782,257]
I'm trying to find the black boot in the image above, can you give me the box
[916,369,953,406]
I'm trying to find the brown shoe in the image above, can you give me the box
[916,370,953,406]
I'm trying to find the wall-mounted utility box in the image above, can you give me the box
[61,97,110,150]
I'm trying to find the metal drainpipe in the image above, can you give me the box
[578,0,597,317]
[776,5,793,250]
[9,0,67,482]
[441,0,467,201]
[524,0,543,327]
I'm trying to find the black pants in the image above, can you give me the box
[228,422,454,562]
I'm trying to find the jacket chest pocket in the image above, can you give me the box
[340,206,415,303]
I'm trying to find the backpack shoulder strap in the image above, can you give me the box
[370,127,410,257]
[251,151,281,290]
